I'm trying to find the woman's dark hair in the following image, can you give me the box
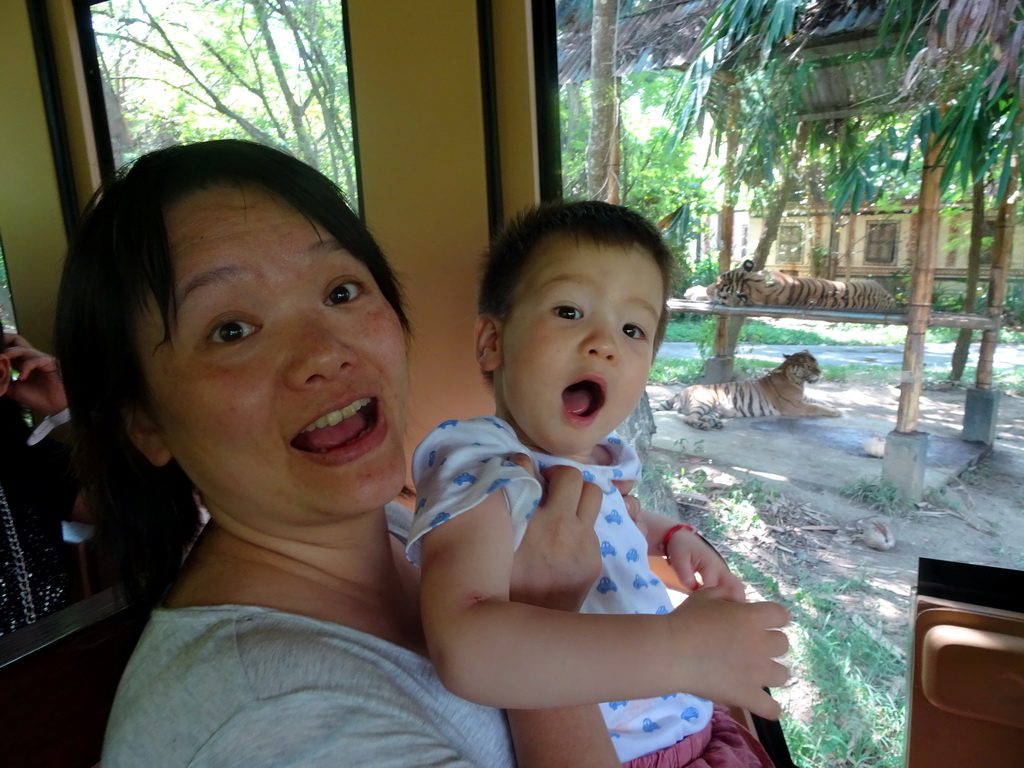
[479,200,677,351]
[55,139,408,609]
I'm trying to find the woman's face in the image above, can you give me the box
[129,185,410,537]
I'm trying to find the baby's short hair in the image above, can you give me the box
[479,200,676,349]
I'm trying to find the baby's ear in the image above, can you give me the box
[124,405,174,467]
[474,315,503,373]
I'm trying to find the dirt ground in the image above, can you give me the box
[644,377,1024,745]
[648,377,1024,580]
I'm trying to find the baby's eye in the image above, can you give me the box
[554,306,582,320]
[211,320,256,343]
[327,282,360,305]
[623,324,646,340]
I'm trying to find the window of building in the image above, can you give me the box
[980,220,996,264]
[79,0,360,208]
[865,221,898,264]
[777,224,804,263]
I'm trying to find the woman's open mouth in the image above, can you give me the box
[291,398,377,453]
[562,379,605,420]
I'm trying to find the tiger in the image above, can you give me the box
[709,259,897,310]
[661,350,841,430]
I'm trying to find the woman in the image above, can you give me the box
[55,140,621,767]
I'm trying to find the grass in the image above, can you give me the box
[840,477,914,518]
[651,316,1021,765]
[673,478,907,768]
[653,316,1024,394]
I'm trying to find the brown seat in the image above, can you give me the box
[906,558,1024,767]
[0,588,145,768]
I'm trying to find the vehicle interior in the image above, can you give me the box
[1,1,1020,766]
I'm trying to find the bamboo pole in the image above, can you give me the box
[895,122,944,434]
[667,301,997,330]
[713,79,741,380]
[975,141,1019,389]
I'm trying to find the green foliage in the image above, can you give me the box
[90,0,358,202]
[648,357,705,385]
[840,477,913,517]
[560,68,719,291]
[691,481,906,767]
[1004,282,1024,328]
[783,579,906,767]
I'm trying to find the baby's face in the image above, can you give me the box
[486,235,664,464]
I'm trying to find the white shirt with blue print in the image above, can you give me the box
[407,416,713,763]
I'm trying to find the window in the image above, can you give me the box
[865,222,898,264]
[548,1,718,278]
[80,0,359,207]
[980,220,996,265]
[777,224,804,263]
[0,234,14,333]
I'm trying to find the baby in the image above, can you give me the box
[407,201,788,766]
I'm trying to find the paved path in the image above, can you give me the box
[657,341,1024,371]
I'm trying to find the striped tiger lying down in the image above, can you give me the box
[661,350,841,430]
[710,259,897,310]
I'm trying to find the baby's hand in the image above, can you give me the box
[666,527,746,603]
[667,586,790,720]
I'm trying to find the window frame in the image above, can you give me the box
[865,221,899,265]
[777,223,805,264]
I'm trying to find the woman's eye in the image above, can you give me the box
[554,306,582,320]
[211,320,256,343]
[623,324,646,340]
[327,282,360,305]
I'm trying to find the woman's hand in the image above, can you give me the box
[510,461,603,612]
[2,333,68,416]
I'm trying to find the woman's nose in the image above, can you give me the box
[285,320,351,386]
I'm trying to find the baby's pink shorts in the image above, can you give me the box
[622,705,775,768]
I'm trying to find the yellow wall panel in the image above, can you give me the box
[0,1,68,350]
[347,0,495,458]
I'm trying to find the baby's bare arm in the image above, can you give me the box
[419,468,790,715]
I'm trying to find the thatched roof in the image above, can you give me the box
[557,1,713,84]
[557,0,896,119]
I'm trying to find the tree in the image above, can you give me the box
[879,0,1023,397]
[90,0,358,201]
[586,0,621,200]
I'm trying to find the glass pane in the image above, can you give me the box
[0,233,15,333]
[88,0,359,208]
[555,1,719,291]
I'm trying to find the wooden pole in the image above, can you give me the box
[713,79,741,380]
[950,180,986,381]
[843,202,855,281]
[976,141,1019,389]
[895,118,944,434]
[666,301,996,330]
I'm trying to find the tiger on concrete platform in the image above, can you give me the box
[709,259,897,310]
[661,350,841,430]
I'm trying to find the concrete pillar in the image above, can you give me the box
[963,388,1001,445]
[702,355,735,384]
[882,431,929,503]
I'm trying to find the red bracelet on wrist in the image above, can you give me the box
[662,523,695,557]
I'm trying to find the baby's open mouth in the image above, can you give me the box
[292,398,376,452]
[562,379,604,418]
